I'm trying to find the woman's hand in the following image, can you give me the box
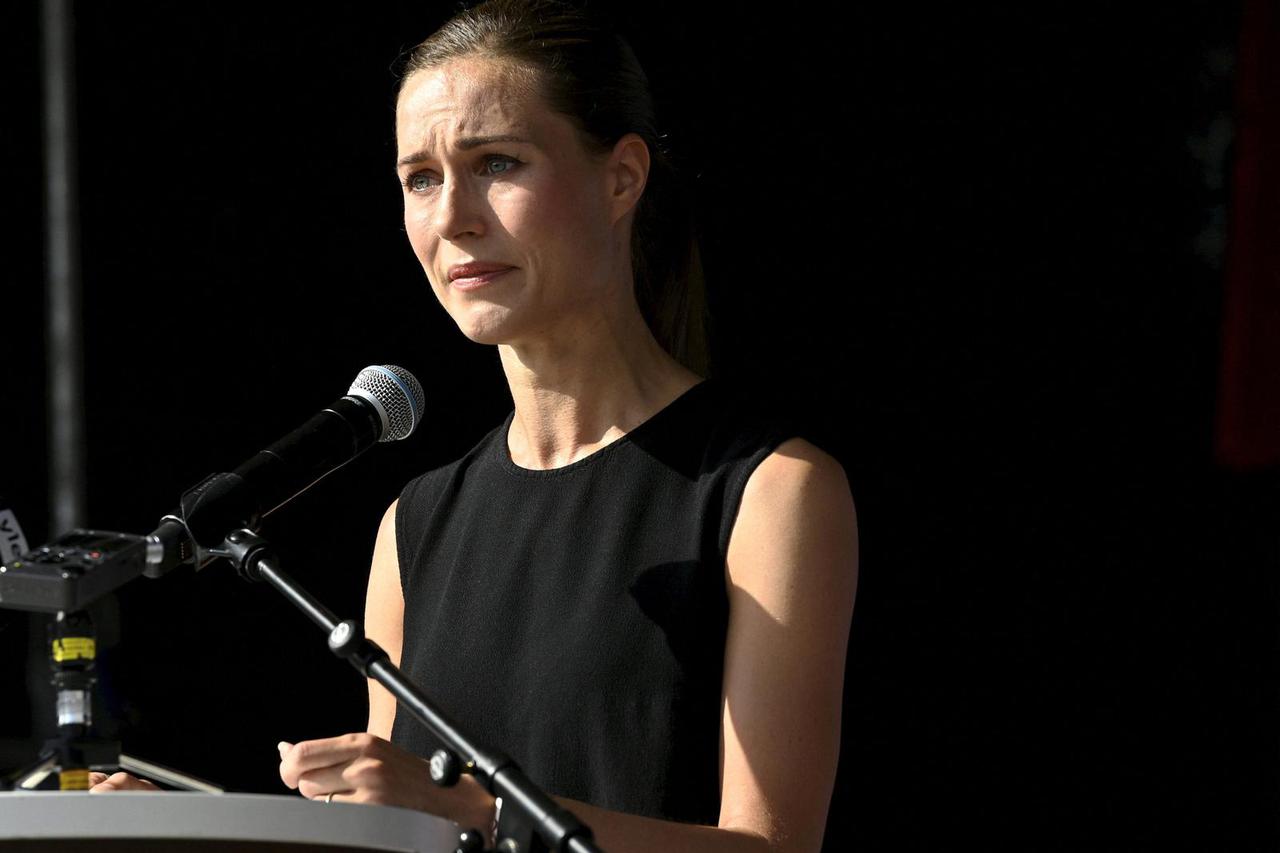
[277,733,494,833]
[88,771,162,792]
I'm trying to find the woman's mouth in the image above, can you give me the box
[451,268,514,290]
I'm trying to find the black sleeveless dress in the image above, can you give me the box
[390,378,802,823]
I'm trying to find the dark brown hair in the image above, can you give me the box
[395,0,709,376]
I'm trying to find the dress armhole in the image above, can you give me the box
[394,476,421,603]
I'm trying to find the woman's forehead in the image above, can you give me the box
[396,59,547,151]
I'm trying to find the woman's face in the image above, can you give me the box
[395,57,638,348]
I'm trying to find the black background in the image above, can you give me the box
[2,2,1276,850]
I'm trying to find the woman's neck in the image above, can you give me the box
[498,317,703,471]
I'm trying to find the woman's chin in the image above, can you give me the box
[455,320,516,347]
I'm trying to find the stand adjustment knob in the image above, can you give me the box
[429,748,462,787]
[454,828,486,853]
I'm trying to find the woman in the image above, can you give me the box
[94,2,858,850]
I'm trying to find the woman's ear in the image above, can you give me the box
[606,132,650,226]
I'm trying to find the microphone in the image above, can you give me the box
[157,365,424,559]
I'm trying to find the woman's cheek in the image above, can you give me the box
[405,210,439,279]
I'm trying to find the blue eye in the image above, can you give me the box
[407,173,437,192]
[403,155,522,194]
[484,155,519,175]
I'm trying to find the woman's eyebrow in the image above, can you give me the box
[395,134,533,170]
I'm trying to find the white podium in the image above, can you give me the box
[0,791,461,852]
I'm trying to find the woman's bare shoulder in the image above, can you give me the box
[726,435,857,590]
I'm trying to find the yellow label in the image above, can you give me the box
[52,637,96,662]
[60,768,90,790]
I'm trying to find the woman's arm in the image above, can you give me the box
[285,437,858,852]
[365,497,403,741]
[715,437,858,852]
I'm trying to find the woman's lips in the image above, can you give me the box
[451,267,514,290]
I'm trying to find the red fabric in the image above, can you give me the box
[1216,0,1280,470]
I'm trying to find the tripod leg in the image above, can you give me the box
[0,751,58,790]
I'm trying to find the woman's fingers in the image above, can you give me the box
[296,763,357,800]
[275,733,496,823]
[88,771,161,792]
[277,734,414,804]
[277,733,378,790]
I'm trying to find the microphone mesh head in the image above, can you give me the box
[350,365,425,441]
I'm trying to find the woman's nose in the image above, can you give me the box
[432,173,485,240]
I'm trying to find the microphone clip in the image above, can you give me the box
[203,528,274,585]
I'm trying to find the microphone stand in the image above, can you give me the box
[210,527,604,853]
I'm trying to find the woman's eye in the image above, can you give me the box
[404,155,521,193]
[484,155,519,175]
[407,173,438,192]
